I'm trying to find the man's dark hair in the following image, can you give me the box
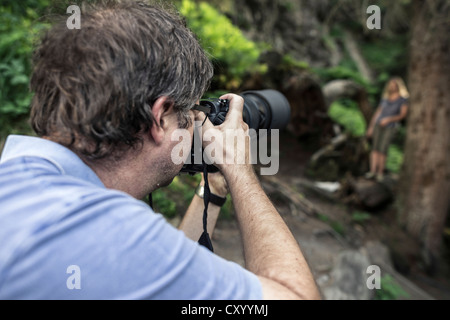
[30,0,213,159]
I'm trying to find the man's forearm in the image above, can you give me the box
[179,193,221,241]
[224,168,320,299]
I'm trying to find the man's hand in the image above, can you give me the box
[196,94,253,178]
[202,172,228,198]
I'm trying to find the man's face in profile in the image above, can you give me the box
[152,108,196,188]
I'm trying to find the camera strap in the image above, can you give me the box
[148,193,153,208]
[198,164,214,252]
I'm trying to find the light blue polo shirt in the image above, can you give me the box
[0,135,262,299]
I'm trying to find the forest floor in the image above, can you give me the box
[198,131,450,300]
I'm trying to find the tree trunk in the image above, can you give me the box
[342,30,374,84]
[398,0,450,272]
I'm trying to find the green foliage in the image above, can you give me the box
[330,220,345,236]
[0,1,49,136]
[317,213,346,236]
[351,210,371,224]
[150,189,177,219]
[386,144,404,174]
[151,175,200,218]
[328,99,367,137]
[281,54,309,70]
[315,65,368,88]
[179,0,266,90]
[375,274,409,300]
[360,36,408,79]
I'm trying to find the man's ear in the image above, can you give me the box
[150,96,173,146]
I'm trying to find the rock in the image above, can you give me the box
[322,250,374,300]
[365,241,394,270]
[340,176,393,209]
[363,241,435,300]
[354,179,393,209]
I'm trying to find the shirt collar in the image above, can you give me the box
[0,135,104,188]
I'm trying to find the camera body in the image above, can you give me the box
[202,98,230,126]
[180,89,291,174]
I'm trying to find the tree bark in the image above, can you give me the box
[398,0,450,272]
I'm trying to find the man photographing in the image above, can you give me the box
[0,1,320,300]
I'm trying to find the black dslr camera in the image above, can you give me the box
[180,89,291,174]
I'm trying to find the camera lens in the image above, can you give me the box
[241,89,291,130]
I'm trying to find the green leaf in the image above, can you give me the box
[179,0,266,90]
[11,74,29,85]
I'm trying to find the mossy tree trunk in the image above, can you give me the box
[398,0,450,272]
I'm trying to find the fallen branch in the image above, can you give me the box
[310,133,348,164]
[260,175,319,217]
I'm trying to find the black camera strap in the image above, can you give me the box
[198,164,214,252]
[148,193,153,208]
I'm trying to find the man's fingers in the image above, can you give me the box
[220,94,244,124]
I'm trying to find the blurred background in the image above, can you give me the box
[1,0,449,299]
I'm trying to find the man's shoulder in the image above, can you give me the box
[0,155,154,241]
[0,153,142,206]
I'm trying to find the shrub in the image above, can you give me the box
[0,1,49,136]
[179,0,266,90]
[328,99,367,137]
[375,274,409,300]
